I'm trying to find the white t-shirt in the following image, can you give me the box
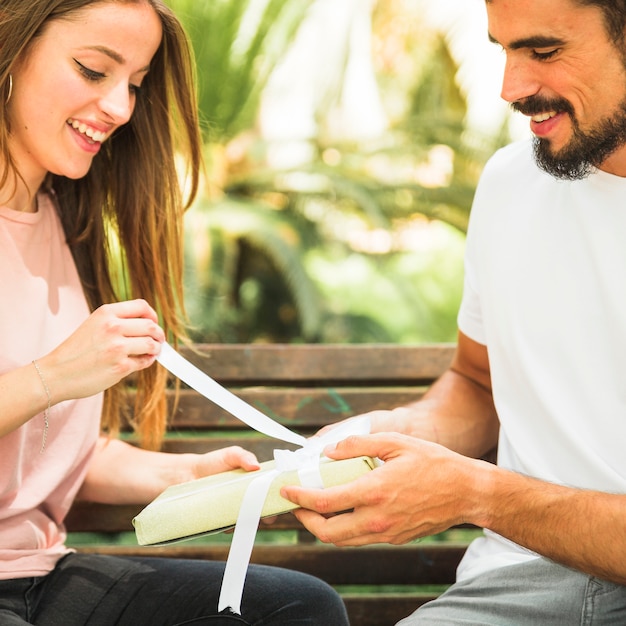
[456,140,626,581]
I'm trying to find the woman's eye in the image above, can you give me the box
[74,59,105,81]
[531,48,560,61]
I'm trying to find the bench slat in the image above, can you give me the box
[176,343,455,384]
[343,595,436,626]
[158,387,430,431]
[66,501,311,534]
[74,543,465,586]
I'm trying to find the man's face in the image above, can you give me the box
[487,0,626,179]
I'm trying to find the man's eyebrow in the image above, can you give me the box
[488,33,566,51]
[81,45,151,72]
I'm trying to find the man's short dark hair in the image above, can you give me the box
[577,0,626,43]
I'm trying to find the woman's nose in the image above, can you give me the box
[98,81,134,125]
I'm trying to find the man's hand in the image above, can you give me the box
[281,432,490,546]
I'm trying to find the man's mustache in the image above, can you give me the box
[511,96,574,117]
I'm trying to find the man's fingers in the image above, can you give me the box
[324,432,411,463]
[292,507,388,546]
[282,469,377,514]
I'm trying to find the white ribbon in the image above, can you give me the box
[156,343,371,615]
[158,343,306,446]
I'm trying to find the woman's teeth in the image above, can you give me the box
[67,118,106,143]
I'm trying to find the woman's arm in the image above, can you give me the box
[77,437,261,504]
[0,300,163,438]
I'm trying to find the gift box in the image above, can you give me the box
[133,455,376,546]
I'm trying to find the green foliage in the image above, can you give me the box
[184,196,323,342]
[307,222,466,344]
[169,0,312,141]
[176,1,511,344]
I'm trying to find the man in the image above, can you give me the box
[282,0,626,623]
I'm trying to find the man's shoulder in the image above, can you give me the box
[469,140,548,224]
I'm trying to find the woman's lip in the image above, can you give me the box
[67,118,107,141]
[529,112,565,138]
[67,123,102,155]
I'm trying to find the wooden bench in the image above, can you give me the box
[66,343,479,626]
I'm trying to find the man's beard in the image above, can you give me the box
[512,95,626,180]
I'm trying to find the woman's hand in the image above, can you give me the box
[79,439,262,504]
[43,299,165,403]
[0,299,165,438]
[190,446,261,480]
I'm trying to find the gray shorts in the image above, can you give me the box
[397,557,626,625]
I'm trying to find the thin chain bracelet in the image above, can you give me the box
[32,359,51,453]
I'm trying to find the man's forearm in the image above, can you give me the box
[474,464,626,584]
[372,368,500,459]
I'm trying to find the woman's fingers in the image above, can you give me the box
[43,299,166,401]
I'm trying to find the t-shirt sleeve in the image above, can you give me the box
[457,258,486,345]
[455,149,498,347]
[456,140,532,347]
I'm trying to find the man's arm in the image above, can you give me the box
[478,464,626,584]
[282,331,626,584]
[285,434,626,583]
[370,331,499,458]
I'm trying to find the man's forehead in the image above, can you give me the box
[485,0,603,49]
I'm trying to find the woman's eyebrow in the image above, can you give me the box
[80,45,151,72]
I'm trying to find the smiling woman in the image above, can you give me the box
[10,3,162,177]
[0,1,349,625]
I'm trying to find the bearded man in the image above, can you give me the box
[282,1,626,623]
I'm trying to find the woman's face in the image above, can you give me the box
[9,1,162,188]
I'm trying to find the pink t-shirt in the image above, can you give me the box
[0,192,102,579]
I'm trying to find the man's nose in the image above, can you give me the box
[500,55,541,104]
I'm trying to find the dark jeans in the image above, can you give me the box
[0,553,349,625]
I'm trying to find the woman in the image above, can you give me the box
[0,1,349,624]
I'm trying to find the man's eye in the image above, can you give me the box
[74,59,105,81]
[531,48,560,61]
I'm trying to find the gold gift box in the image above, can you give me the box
[133,455,376,546]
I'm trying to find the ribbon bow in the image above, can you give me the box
[157,343,371,615]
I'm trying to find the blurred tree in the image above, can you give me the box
[170,0,312,142]
[175,0,510,344]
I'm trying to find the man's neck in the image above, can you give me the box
[597,145,626,178]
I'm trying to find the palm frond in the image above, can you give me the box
[169,0,313,141]
[185,197,323,340]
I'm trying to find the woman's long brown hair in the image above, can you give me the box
[1,0,203,450]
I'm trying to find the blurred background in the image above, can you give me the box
[167,0,527,345]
